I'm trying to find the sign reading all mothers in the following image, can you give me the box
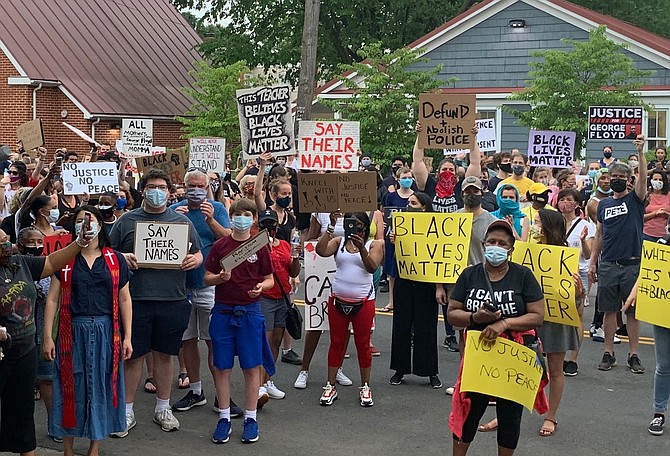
[527,130,576,168]
[298,121,360,171]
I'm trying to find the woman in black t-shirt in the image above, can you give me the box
[447,219,544,455]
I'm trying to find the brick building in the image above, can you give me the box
[0,0,202,155]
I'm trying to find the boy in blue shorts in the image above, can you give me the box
[204,199,274,444]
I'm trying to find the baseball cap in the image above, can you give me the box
[485,219,515,242]
[528,182,549,196]
[258,209,279,227]
[462,176,483,191]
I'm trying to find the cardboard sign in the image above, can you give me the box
[61,162,119,195]
[526,130,576,168]
[461,331,543,411]
[392,212,472,283]
[297,172,377,213]
[418,93,476,149]
[443,118,497,154]
[303,241,335,331]
[136,149,188,184]
[16,119,44,151]
[134,222,190,268]
[636,241,670,329]
[588,106,644,141]
[298,121,360,171]
[189,138,226,173]
[511,242,580,327]
[42,234,73,256]
[121,119,153,156]
[219,229,271,271]
[62,122,101,147]
[236,85,295,159]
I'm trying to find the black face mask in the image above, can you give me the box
[463,193,482,208]
[512,165,525,176]
[22,246,44,256]
[499,163,512,174]
[404,206,424,212]
[610,178,628,193]
[603,151,613,159]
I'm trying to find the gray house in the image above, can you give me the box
[315,0,670,161]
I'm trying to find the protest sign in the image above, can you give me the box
[136,148,188,184]
[588,106,644,141]
[418,93,476,149]
[298,172,377,213]
[42,234,73,256]
[511,242,580,327]
[219,230,271,271]
[636,241,670,329]
[303,241,334,331]
[134,222,190,268]
[62,122,101,148]
[61,162,119,195]
[16,119,44,151]
[392,212,472,283]
[236,85,295,159]
[461,331,543,411]
[121,119,153,156]
[298,121,360,171]
[189,138,226,173]
[443,118,497,154]
[526,130,576,168]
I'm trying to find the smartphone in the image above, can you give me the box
[84,213,92,233]
[56,156,63,167]
[482,301,498,313]
[344,217,358,240]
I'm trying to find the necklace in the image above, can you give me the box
[486,264,508,279]
[0,266,14,284]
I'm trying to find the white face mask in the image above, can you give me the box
[651,180,664,191]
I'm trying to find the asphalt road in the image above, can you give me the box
[35,287,670,456]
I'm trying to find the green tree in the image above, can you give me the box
[506,26,653,155]
[320,43,449,165]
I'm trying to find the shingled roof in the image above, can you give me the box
[0,0,203,118]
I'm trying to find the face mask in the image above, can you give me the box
[628,160,639,169]
[484,245,509,267]
[499,198,519,212]
[231,215,253,232]
[651,180,664,191]
[9,175,20,183]
[512,165,525,176]
[538,178,549,186]
[557,201,576,214]
[463,193,482,208]
[529,225,543,241]
[186,187,207,206]
[603,151,612,159]
[588,169,598,179]
[404,206,424,212]
[46,208,60,223]
[499,163,512,174]
[276,159,286,167]
[116,197,128,210]
[480,179,489,191]
[264,165,272,174]
[276,195,291,208]
[145,188,168,208]
[210,180,221,193]
[610,178,628,193]
[392,165,401,175]
[0,241,12,258]
[74,220,100,238]
[98,204,115,217]
[597,186,613,195]
[22,245,44,256]
[399,177,414,189]
[361,158,371,167]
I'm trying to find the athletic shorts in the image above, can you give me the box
[260,297,287,329]
[182,287,215,341]
[130,299,191,358]
[597,261,639,315]
[210,302,265,370]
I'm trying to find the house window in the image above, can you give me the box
[478,110,496,120]
[647,110,668,149]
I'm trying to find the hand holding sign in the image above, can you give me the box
[181,254,200,271]
[219,268,232,282]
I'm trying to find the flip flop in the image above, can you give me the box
[378,306,394,313]
[478,418,498,432]
[539,418,558,437]
[144,377,157,394]
[177,372,190,389]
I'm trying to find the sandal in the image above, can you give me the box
[539,418,558,437]
[478,418,498,432]
[177,372,190,389]
[144,377,157,394]
[378,306,394,313]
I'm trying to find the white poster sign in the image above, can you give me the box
[304,241,335,331]
[61,162,119,195]
[189,138,226,173]
[121,119,153,157]
[443,118,497,154]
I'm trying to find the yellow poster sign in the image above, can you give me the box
[461,331,543,411]
[392,212,472,283]
[511,242,580,327]
[636,241,670,329]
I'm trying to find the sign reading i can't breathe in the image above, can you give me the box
[298,121,360,171]
[418,93,476,149]
[303,241,334,331]
[236,85,295,159]
[526,130,576,168]
[588,106,644,141]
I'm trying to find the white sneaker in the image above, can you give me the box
[153,409,179,432]
[294,370,309,389]
[110,411,136,438]
[336,368,353,386]
[445,386,455,396]
[359,383,374,407]
[264,380,285,399]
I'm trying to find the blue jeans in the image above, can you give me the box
[653,325,670,414]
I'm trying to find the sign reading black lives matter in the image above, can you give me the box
[134,222,190,269]
[236,85,295,160]
[526,130,576,168]
[588,106,644,141]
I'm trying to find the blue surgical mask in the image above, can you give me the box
[265,165,272,174]
[361,158,372,167]
[231,215,253,232]
[145,188,168,208]
[74,220,100,238]
[116,197,128,210]
[597,186,613,195]
[47,208,60,223]
[484,245,509,267]
[588,170,598,179]
[399,177,414,189]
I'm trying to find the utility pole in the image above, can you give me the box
[294,0,321,136]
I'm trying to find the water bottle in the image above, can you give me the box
[291,232,301,258]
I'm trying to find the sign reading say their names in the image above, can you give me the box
[418,93,476,149]
[136,149,188,185]
[636,241,670,329]
[236,85,295,159]
[461,331,543,411]
[122,119,153,156]
[298,121,360,171]
[189,138,226,173]
[17,119,44,151]
[588,106,644,141]
[297,172,377,213]
[527,130,576,168]
[219,229,271,271]
[61,162,119,195]
[304,241,335,331]
[511,242,580,327]
[443,118,497,154]
[392,212,472,283]
[134,222,190,269]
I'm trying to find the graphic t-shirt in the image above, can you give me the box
[597,191,644,261]
[424,176,463,213]
[450,262,544,331]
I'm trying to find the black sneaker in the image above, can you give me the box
[212,397,244,418]
[563,360,578,377]
[615,324,628,337]
[649,415,665,436]
[429,375,442,389]
[389,372,404,385]
[598,352,616,371]
[443,335,459,352]
[281,349,302,365]
[627,354,645,374]
[172,390,206,412]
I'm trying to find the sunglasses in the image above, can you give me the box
[9,171,20,176]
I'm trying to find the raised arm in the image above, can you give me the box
[634,135,647,201]
[254,152,272,211]
[411,121,429,191]
[465,124,481,178]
